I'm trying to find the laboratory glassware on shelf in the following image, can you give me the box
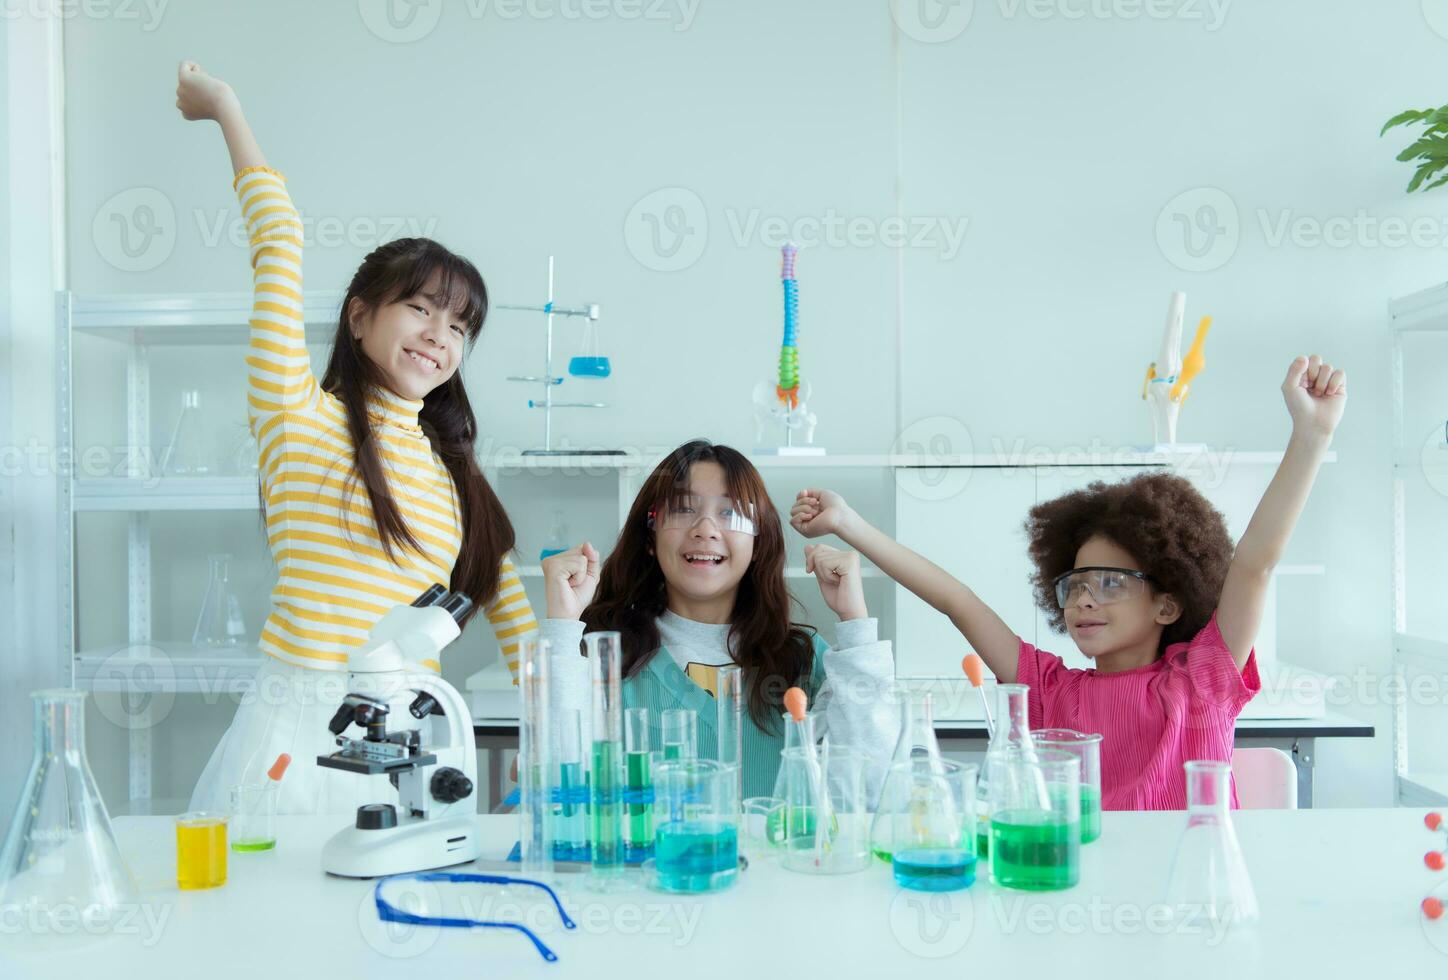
[1162,760,1260,929]
[539,510,569,561]
[0,689,139,927]
[161,388,214,476]
[193,553,247,647]
[501,256,620,455]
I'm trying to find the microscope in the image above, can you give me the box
[317,584,482,878]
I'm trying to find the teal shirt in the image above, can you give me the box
[622,635,829,798]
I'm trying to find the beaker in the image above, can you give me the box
[740,796,786,863]
[1162,760,1259,929]
[643,759,739,894]
[988,749,1080,891]
[660,707,698,761]
[175,812,227,890]
[229,783,277,852]
[539,510,568,562]
[881,760,979,892]
[1034,729,1104,844]
[162,388,213,476]
[778,744,871,875]
[194,553,246,647]
[568,319,611,378]
[870,692,946,859]
[623,707,654,863]
[0,690,138,928]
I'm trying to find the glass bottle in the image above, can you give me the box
[539,510,568,561]
[1162,760,1260,929]
[0,690,138,929]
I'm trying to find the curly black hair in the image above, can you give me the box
[1024,472,1234,651]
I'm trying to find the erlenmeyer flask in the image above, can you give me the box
[869,693,946,859]
[1162,760,1260,930]
[539,510,568,561]
[0,690,138,929]
[769,710,815,801]
[568,319,611,378]
[162,389,213,476]
[194,553,245,647]
[977,683,1044,856]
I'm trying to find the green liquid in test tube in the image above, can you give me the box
[586,631,629,888]
[625,707,653,861]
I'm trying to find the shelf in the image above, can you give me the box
[1398,773,1448,805]
[74,477,262,511]
[1389,281,1448,333]
[1398,446,1448,470]
[74,642,263,694]
[1395,632,1448,669]
[68,291,344,345]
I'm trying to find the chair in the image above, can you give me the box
[1231,747,1298,809]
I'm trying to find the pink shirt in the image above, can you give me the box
[1015,611,1260,811]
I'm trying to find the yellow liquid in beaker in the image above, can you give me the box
[176,815,227,890]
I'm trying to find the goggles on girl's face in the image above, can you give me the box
[1052,566,1154,608]
[648,494,759,536]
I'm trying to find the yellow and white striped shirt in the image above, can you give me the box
[236,166,534,678]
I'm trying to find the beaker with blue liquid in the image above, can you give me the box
[643,759,739,894]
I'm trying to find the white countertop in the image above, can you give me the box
[2,808,1439,977]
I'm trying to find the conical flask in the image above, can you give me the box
[869,693,946,859]
[194,553,244,647]
[0,690,138,928]
[1162,761,1260,930]
[769,710,815,801]
[977,683,1047,853]
[162,389,213,476]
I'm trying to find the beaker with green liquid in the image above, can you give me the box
[1034,729,1103,844]
[988,749,1080,891]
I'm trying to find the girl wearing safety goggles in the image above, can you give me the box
[792,355,1346,811]
[538,440,899,798]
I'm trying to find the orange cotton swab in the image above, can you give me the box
[961,655,994,739]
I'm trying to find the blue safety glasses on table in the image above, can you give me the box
[647,493,758,536]
[1052,566,1154,608]
[373,871,576,962]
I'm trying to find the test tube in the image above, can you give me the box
[586,631,629,888]
[661,708,698,761]
[518,638,553,876]
[552,708,587,862]
[624,707,654,862]
[716,665,743,805]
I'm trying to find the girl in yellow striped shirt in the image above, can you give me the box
[176,61,536,813]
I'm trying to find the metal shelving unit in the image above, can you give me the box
[1388,282,1448,805]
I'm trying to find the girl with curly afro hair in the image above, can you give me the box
[791,355,1348,810]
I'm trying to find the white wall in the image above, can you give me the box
[47,0,1448,808]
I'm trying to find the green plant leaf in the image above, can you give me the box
[1424,173,1448,192]
[1382,108,1435,136]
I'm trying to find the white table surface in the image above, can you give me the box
[3,808,1441,977]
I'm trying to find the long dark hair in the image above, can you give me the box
[319,237,513,624]
[582,440,815,732]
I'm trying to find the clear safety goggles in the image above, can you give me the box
[648,494,759,536]
[1052,566,1154,608]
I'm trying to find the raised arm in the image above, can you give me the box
[1216,355,1345,668]
[175,61,318,425]
[791,489,1022,682]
